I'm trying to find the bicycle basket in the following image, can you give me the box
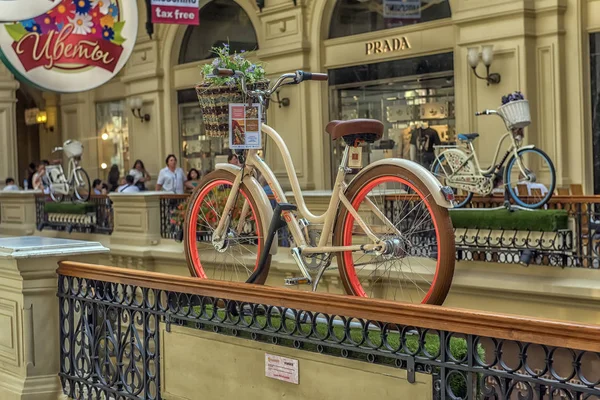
[195,80,270,137]
[497,100,531,129]
[64,140,84,158]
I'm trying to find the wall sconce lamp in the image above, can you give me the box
[272,92,290,108]
[467,45,501,86]
[128,97,150,123]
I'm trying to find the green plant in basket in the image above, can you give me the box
[196,44,269,137]
[200,44,266,88]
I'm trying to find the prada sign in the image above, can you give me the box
[365,37,411,55]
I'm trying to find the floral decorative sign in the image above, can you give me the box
[0,0,138,93]
[0,0,62,22]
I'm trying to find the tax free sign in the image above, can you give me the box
[151,0,199,26]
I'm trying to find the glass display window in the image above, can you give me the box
[328,53,455,180]
[96,100,129,180]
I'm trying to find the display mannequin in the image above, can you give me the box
[420,121,441,169]
[409,122,420,162]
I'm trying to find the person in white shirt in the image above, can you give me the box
[129,159,151,191]
[3,178,19,191]
[156,154,185,194]
[117,175,140,193]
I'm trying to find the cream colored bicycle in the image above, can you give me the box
[184,68,457,305]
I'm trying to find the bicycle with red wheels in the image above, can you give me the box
[184,68,457,305]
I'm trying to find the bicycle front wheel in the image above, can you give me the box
[183,170,270,284]
[505,148,555,209]
[73,168,91,202]
[333,164,455,305]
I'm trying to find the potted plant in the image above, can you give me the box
[195,44,268,137]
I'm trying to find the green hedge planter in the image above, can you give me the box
[449,209,568,232]
[44,202,96,215]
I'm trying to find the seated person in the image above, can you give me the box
[2,178,19,191]
[117,175,140,193]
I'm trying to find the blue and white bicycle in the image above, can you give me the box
[431,97,556,209]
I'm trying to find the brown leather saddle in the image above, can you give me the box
[325,119,384,145]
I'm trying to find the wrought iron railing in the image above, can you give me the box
[57,262,600,400]
[35,194,113,234]
[159,194,188,240]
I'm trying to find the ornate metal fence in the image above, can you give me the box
[35,194,113,234]
[159,194,188,240]
[57,262,600,400]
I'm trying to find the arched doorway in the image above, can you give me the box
[176,0,259,174]
[15,88,41,188]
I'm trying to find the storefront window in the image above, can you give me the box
[329,0,452,39]
[591,33,600,194]
[329,53,455,180]
[96,101,129,179]
[177,0,258,174]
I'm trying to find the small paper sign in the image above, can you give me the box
[229,103,262,150]
[265,353,298,385]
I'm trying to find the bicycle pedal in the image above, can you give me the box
[284,277,312,286]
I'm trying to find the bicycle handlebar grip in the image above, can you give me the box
[213,68,236,77]
[310,73,328,81]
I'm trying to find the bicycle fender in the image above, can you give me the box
[519,144,536,151]
[215,163,278,255]
[351,158,454,209]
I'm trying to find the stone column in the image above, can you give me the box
[109,192,162,247]
[0,191,38,237]
[0,64,19,183]
[0,236,108,400]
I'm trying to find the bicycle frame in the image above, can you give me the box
[212,123,389,257]
[49,157,84,195]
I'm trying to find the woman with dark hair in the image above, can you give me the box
[107,164,120,192]
[129,159,151,191]
[156,154,185,194]
[185,168,201,193]
[92,179,103,195]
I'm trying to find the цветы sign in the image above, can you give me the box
[151,0,199,25]
[0,0,138,93]
[0,0,62,22]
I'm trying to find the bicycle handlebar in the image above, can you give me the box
[52,147,63,153]
[211,68,328,105]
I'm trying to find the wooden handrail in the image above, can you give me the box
[58,261,600,352]
[159,194,190,200]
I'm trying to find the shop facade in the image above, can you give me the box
[0,0,598,192]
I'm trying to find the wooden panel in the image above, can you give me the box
[58,261,600,353]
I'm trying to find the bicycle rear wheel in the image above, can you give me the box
[431,154,473,208]
[333,164,455,305]
[73,168,91,202]
[184,170,270,284]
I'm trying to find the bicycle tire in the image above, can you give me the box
[504,147,556,209]
[431,154,473,208]
[73,168,91,202]
[183,170,271,284]
[333,164,455,305]
[49,187,64,203]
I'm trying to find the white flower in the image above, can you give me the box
[91,0,111,14]
[69,13,93,35]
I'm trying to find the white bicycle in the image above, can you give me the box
[431,100,556,209]
[47,140,92,203]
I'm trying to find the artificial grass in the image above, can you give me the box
[44,202,96,215]
[450,209,568,232]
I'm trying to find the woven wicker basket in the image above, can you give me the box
[195,80,270,137]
